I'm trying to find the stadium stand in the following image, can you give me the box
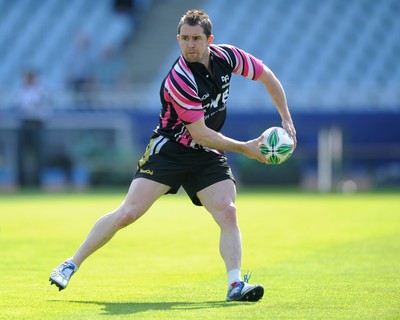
[0,0,399,190]
[152,0,400,111]
[0,0,399,111]
[0,0,140,108]
[224,0,399,110]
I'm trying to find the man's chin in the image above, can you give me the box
[184,54,199,63]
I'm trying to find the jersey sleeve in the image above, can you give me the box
[164,56,204,124]
[211,44,264,80]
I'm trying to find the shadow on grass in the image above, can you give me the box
[57,300,244,315]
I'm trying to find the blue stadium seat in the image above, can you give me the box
[0,0,398,110]
[0,0,135,99]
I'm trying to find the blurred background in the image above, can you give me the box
[0,0,399,192]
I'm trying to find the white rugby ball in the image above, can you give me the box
[258,127,294,164]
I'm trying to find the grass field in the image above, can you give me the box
[0,190,399,319]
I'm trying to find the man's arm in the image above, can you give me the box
[258,65,297,146]
[186,117,268,163]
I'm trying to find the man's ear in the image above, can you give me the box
[208,34,214,46]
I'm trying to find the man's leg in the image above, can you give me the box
[70,178,170,266]
[50,178,170,290]
[196,179,241,273]
[197,179,264,301]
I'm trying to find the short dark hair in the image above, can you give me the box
[177,9,212,38]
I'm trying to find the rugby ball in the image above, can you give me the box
[258,127,294,164]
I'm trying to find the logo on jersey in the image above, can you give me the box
[203,87,229,110]
[201,93,210,101]
[221,75,230,83]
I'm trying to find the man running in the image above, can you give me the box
[50,9,296,302]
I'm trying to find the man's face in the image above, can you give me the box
[177,24,214,64]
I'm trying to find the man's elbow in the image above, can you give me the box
[191,134,209,147]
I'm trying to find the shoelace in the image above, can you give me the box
[60,262,75,276]
[243,270,252,283]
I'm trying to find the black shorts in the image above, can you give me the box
[134,135,235,206]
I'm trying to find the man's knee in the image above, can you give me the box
[114,204,143,228]
[214,199,238,228]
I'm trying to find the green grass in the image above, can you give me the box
[0,191,399,319]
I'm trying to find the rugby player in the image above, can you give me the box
[50,9,296,302]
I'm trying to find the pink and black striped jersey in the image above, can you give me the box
[155,44,264,150]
